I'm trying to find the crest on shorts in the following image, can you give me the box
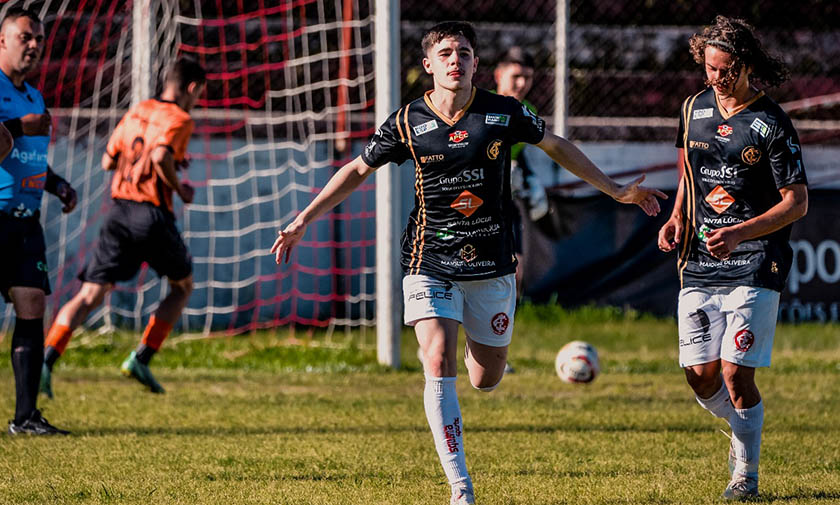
[734,329,755,352]
[491,312,509,336]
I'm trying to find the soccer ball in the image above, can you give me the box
[555,341,600,384]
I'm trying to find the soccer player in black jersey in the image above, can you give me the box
[657,16,808,500]
[273,21,665,505]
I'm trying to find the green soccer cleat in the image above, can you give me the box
[39,363,54,399]
[120,351,165,393]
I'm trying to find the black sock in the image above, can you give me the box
[11,317,44,424]
[44,345,61,370]
[135,344,156,366]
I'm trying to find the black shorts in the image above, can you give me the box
[0,214,51,302]
[79,200,192,284]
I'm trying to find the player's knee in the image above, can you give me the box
[721,364,754,393]
[79,283,110,307]
[169,275,193,297]
[684,366,719,397]
[469,373,503,392]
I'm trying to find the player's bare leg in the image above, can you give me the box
[415,317,475,504]
[41,282,112,397]
[464,336,507,391]
[121,274,193,393]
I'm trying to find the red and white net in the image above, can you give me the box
[1,0,378,343]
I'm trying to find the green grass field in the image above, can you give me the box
[1,305,839,505]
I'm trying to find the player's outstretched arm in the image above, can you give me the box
[0,123,12,162]
[271,155,376,264]
[536,131,667,216]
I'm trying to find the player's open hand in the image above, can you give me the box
[706,227,742,260]
[56,181,77,213]
[613,175,667,216]
[271,220,306,264]
[21,112,52,136]
[178,182,195,204]
[658,214,682,252]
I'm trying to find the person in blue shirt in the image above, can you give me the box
[0,7,76,435]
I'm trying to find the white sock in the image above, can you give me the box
[730,401,764,478]
[695,381,735,422]
[424,375,471,488]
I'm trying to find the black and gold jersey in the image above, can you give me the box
[362,87,546,280]
[676,87,807,291]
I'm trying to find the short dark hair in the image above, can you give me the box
[421,21,477,56]
[496,46,535,69]
[1,7,42,30]
[164,56,207,93]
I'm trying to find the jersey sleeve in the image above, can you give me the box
[766,114,807,189]
[361,110,410,168]
[508,98,546,145]
[158,117,194,161]
[675,97,688,149]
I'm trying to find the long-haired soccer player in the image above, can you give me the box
[1,8,76,435]
[658,16,807,500]
[272,21,665,504]
[41,57,206,396]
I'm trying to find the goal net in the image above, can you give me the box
[0,0,379,346]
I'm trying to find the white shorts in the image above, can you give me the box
[678,286,780,368]
[403,273,516,347]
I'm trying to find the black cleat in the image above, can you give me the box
[8,410,70,436]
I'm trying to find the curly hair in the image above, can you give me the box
[689,16,789,89]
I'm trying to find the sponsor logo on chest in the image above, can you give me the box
[485,113,510,126]
[692,108,714,120]
[448,130,470,149]
[413,120,439,136]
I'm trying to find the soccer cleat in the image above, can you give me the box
[8,410,70,435]
[39,363,54,399]
[503,361,515,374]
[722,474,759,501]
[450,485,476,505]
[120,351,165,393]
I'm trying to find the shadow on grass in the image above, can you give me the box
[758,491,840,503]
[69,421,721,437]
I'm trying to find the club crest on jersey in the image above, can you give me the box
[460,244,477,262]
[741,145,761,165]
[487,139,503,160]
[485,113,510,126]
[717,124,733,137]
[705,185,735,214]
[692,108,713,120]
[450,190,483,218]
[413,120,438,136]
[449,130,469,143]
[750,118,770,137]
[734,329,755,352]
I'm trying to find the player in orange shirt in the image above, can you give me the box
[41,57,206,395]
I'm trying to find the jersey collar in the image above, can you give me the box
[423,87,477,126]
[714,89,765,120]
